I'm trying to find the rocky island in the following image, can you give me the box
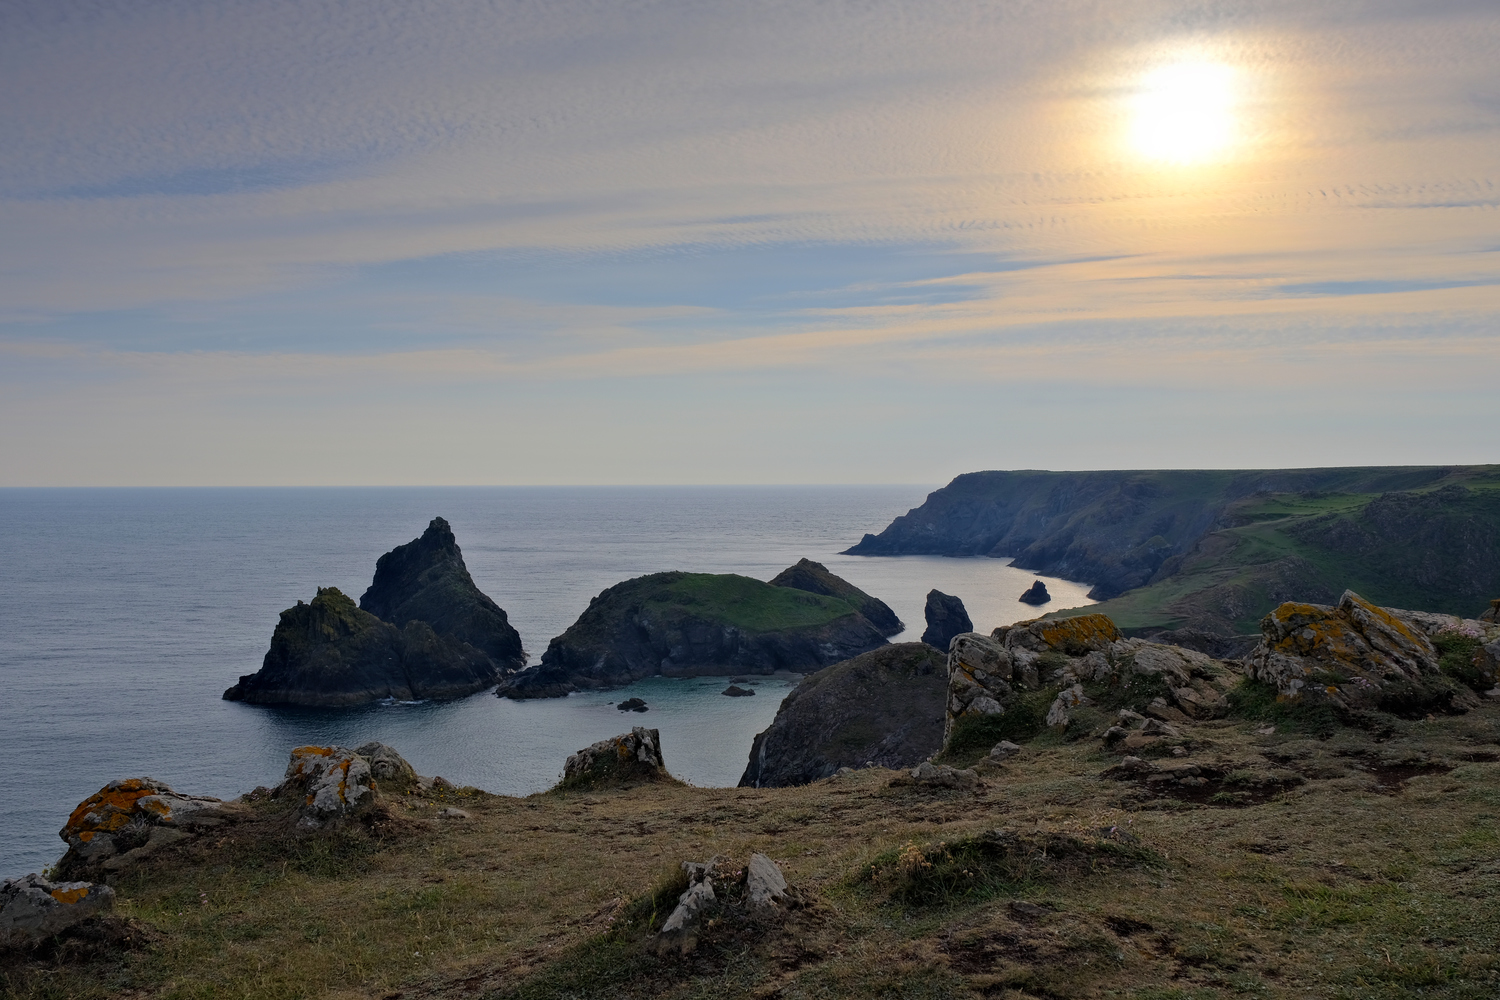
[223,517,523,706]
[499,563,894,698]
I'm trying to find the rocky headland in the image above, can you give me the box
[739,642,947,788]
[498,565,893,698]
[844,466,1500,634]
[224,517,522,706]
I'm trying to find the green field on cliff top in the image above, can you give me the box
[648,573,860,631]
[1034,471,1500,635]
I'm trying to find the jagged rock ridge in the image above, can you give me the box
[360,516,525,670]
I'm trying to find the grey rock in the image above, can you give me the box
[435,807,470,819]
[1046,684,1089,729]
[562,727,668,788]
[921,590,973,651]
[740,644,946,788]
[988,740,1022,760]
[746,853,788,910]
[0,874,115,946]
[909,761,981,790]
[355,742,419,792]
[276,746,375,829]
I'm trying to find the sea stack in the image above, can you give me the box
[1018,579,1051,605]
[223,587,502,706]
[921,589,972,651]
[360,517,526,671]
[226,517,524,706]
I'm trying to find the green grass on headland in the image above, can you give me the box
[649,572,860,632]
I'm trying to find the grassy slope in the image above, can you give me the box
[649,573,860,632]
[15,707,1500,999]
[1054,471,1500,635]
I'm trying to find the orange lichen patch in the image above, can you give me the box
[292,746,335,758]
[50,886,89,905]
[63,778,167,839]
[1033,614,1122,651]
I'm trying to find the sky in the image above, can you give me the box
[1,0,1497,486]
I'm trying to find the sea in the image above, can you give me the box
[0,486,1094,878]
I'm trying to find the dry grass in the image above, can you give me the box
[8,703,1500,999]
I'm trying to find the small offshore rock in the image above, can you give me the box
[746,853,788,911]
[617,697,649,712]
[921,590,973,651]
[1018,580,1051,606]
[0,874,115,947]
[722,684,755,697]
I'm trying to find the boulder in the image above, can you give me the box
[906,761,981,790]
[740,644,947,788]
[359,517,526,671]
[769,558,903,636]
[355,742,418,793]
[0,874,115,947]
[722,685,755,697]
[276,746,376,829]
[745,853,788,911]
[501,571,890,699]
[921,590,972,651]
[57,778,227,872]
[1482,599,1500,624]
[1046,683,1089,729]
[1246,590,1479,714]
[560,727,670,789]
[224,587,503,707]
[1018,580,1051,606]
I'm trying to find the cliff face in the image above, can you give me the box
[740,643,948,788]
[846,467,1500,614]
[360,517,526,671]
[499,570,891,699]
[223,587,502,706]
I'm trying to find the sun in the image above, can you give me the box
[1128,60,1238,165]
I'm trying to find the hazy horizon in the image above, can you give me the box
[3,1,1497,486]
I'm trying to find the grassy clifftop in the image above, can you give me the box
[848,465,1500,633]
[1058,475,1500,634]
[14,703,1500,999]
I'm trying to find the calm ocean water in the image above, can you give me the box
[0,487,1093,878]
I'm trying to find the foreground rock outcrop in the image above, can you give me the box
[359,517,526,670]
[769,559,903,636]
[224,587,503,706]
[56,778,233,875]
[740,643,948,788]
[920,590,971,651]
[0,874,115,948]
[944,613,1240,743]
[500,570,891,698]
[559,728,672,789]
[1245,590,1495,714]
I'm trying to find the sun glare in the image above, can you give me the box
[1129,60,1238,164]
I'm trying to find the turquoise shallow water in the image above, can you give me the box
[0,486,1093,878]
